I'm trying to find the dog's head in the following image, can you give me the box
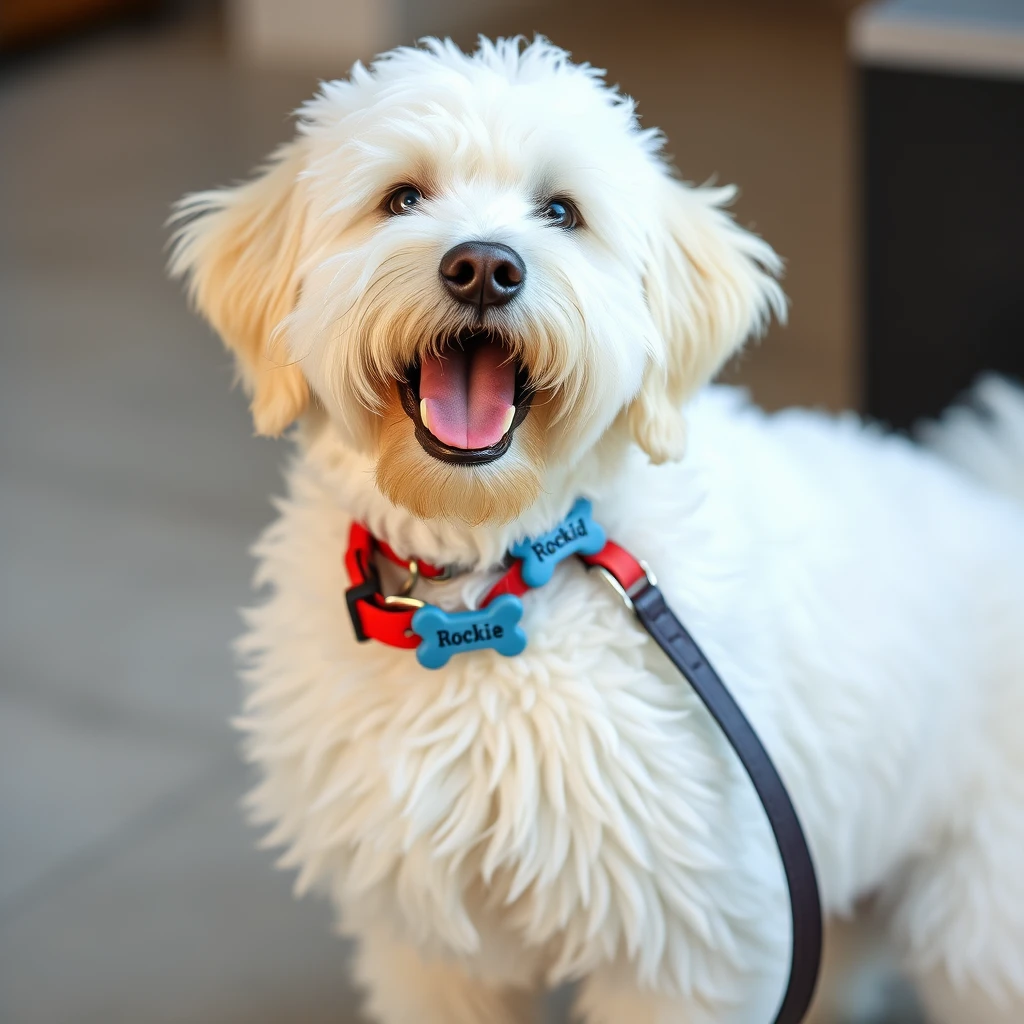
[171,37,784,525]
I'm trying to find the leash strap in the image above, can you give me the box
[636,590,821,1024]
[345,526,822,1024]
[582,544,822,1024]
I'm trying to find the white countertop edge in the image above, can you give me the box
[851,11,1024,79]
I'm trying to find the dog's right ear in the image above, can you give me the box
[169,142,310,437]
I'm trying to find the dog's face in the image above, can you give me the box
[172,38,784,525]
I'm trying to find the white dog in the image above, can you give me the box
[171,37,1024,1024]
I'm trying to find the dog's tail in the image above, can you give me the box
[920,374,1024,506]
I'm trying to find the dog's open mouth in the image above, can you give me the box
[397,331,533,465]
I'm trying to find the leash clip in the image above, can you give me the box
[589,560,657,611]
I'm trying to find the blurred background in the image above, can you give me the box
[1,1,1021,1021]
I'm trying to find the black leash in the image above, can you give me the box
[632,584,822,1024]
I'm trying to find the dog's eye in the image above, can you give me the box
[541,198,579,229]
[387,186,422,216]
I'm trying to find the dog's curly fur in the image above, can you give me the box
[171,37,1024,1024]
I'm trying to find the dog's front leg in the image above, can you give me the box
[353,927,536,1024]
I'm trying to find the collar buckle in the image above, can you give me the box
[345,560,382,643]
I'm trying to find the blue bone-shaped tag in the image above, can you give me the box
[509,497,606,589]
[412,594,527,670]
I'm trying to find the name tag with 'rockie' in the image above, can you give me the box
[510,497,607,588]
[412,595,527,670]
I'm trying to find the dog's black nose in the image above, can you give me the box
[439,241,525,309]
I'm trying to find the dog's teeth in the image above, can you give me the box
[419,399,430,432]
[501,406,516,435]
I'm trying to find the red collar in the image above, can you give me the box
[344,520,651,650]
[371,531,454,582]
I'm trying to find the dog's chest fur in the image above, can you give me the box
[236,388,1013,996]
[237,415,797,994]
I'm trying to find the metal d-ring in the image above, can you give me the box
[385,560,427,610]
[383,594,426,610]
[396,559,420,597]
[396,559,458,592]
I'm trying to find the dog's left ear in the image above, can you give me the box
[169,142,310,437]
[628,177,786,463]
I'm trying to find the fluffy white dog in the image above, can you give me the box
[171,37,1024,1024]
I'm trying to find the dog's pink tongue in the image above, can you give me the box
[419,339,515,449]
